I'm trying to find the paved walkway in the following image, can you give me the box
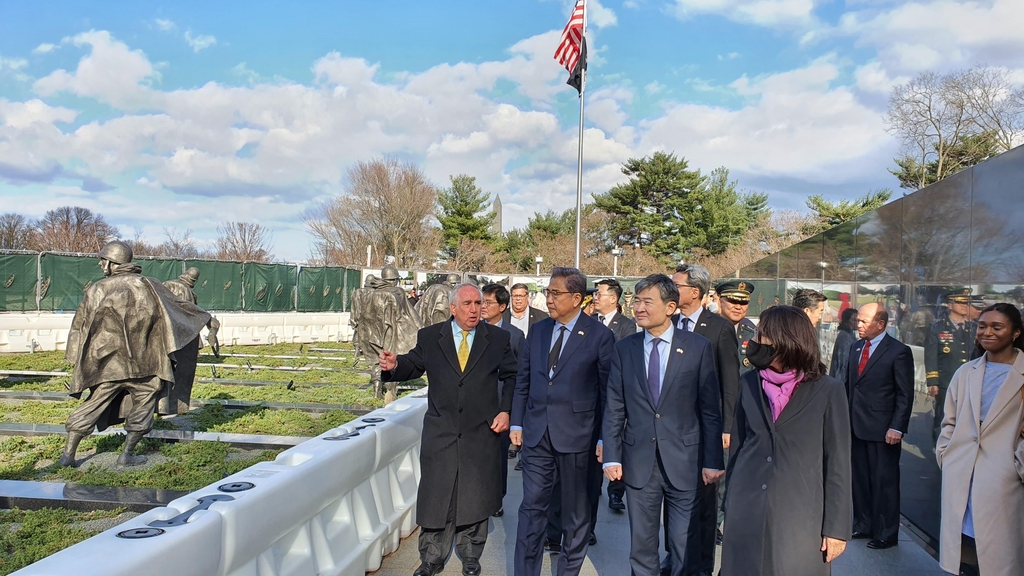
[376,464,947,576]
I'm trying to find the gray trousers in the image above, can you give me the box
[66,376,162,435]
[628,452,701,576]
[418,473,488,566]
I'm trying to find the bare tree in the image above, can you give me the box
[0,213,36,250]
[160,228,199,259]
[29,206,119,253]
[215,222,274,262]
[886,67,1024,190]
[698,210,818,278]
[306,157,438,267]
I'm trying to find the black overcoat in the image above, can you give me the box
[383,320,519,528]
[721,371,853,576]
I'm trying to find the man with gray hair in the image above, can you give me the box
[671,263,740,576]
[380,283,519,576]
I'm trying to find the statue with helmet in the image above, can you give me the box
[59,241,219,467]
[415,272,460,327]
[356,264,421,401]
[161,266,221,415]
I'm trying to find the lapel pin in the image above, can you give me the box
[578,331,585,336]
[700,323,707,327]
[676,348,684,354]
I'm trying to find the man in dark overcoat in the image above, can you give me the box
[380,283,519,576]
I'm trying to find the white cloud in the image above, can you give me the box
[184,31,217,53]
[0,56,28,71]
[33,43,57,55]
[0,99,77,128]
[839,0,1024,73]
[718,52,740,61]
[645,81,664,94]
[33,30,157,109]
[155,19,176,31]
[589,0,618,28]
[672,0,819,28]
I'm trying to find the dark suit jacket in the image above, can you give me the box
[493,319,525,403]
[603,328,724,491]
[502,306,549,335]
[829,328,856,379]
[678,308,741,434]
[595,311,637,342]
[382,320,519,527]
[844,334,914,442]
[511,311,615,454]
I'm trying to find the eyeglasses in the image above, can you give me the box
[543,289,571,298]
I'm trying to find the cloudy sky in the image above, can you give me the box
[0,0,1020,261]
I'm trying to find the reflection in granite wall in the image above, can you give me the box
[733,144,1024,546]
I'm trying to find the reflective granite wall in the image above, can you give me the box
[735,145,1024,545]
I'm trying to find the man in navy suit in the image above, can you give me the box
[481,283,526,514]
[511,267,615,576]
[602,274,724,576]
[845,302,913,550]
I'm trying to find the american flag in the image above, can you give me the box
[554,0,586,74]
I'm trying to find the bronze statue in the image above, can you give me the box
[161,267,220,415]
[415,273,459,327]
[59,241,215,467]
[348,274,376,366]
[359,265,421,400]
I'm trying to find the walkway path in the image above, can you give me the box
[376,465,947,575]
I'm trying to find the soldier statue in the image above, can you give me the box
[60,241,216,467]
[415,273,459,327]
[925,288,981,441]
[161,267,221,415]
[348,274,376,367]
[359,265,421,401]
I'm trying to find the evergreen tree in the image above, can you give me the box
[805,189,893,233]
[889,130,1001,190]
[436,174,495,260]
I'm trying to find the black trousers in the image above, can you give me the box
[627,452,701,576]
[500,429,511,497]
[851,436,901,543]
[515,430,591,576]
[608,479,625,499]
[418,473,488,566]
[959,534,980,576]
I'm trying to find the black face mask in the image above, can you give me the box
[745,340,777,371]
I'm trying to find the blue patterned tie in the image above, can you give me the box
[649,337,662,405]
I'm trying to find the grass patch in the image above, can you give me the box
[0,351,70,373]
[0,378,70,393]
[0,400,80,425]
[216,342,353,356]
[196,366,370,385]
[0,507,126,575]
[192,382,381,407]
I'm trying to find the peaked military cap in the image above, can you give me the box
[716,280,754,303]
[943,287,978,304]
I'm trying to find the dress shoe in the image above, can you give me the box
[544,539,561,553]
[462,557,481,576]
[508,446,520,458]
[608,494,625,511]
[867,539,898,550]
[412,562,444,576]
[513,460,522,471]
[588,532,597,546]
[851,531,870,540]
[492,507,504,517]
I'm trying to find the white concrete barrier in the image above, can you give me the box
[13,389,428,576]
[0,312,353,353]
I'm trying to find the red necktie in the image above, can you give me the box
[858,340,871,376]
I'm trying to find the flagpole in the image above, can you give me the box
[574,4,586,269]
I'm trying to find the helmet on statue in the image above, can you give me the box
[98,241,133,265]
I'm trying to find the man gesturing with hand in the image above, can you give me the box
[601,274,724,576]
[380,283,519,576]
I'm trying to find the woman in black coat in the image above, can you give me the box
[721,305,852,576]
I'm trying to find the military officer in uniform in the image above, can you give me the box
[924,288,981,441]
[716,281,757,376]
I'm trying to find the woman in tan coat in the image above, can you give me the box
[936,303,1024,576]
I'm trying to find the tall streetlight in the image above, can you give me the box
[535,255,544,275]
[611,247,623,277]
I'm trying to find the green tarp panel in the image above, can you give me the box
[39,253,102,312]
[243,263,296,312]
[186,260,243,311]
[344,268,361,312]
[299,267,347,312]
[138,259,184,283]
[0,254,38,312]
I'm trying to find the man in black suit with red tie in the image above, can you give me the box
[845,302,914,550]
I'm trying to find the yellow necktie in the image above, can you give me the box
[458,330,471,370]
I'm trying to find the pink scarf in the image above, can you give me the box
[760,369,804,421]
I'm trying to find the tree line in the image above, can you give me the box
[0,206,275,263]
